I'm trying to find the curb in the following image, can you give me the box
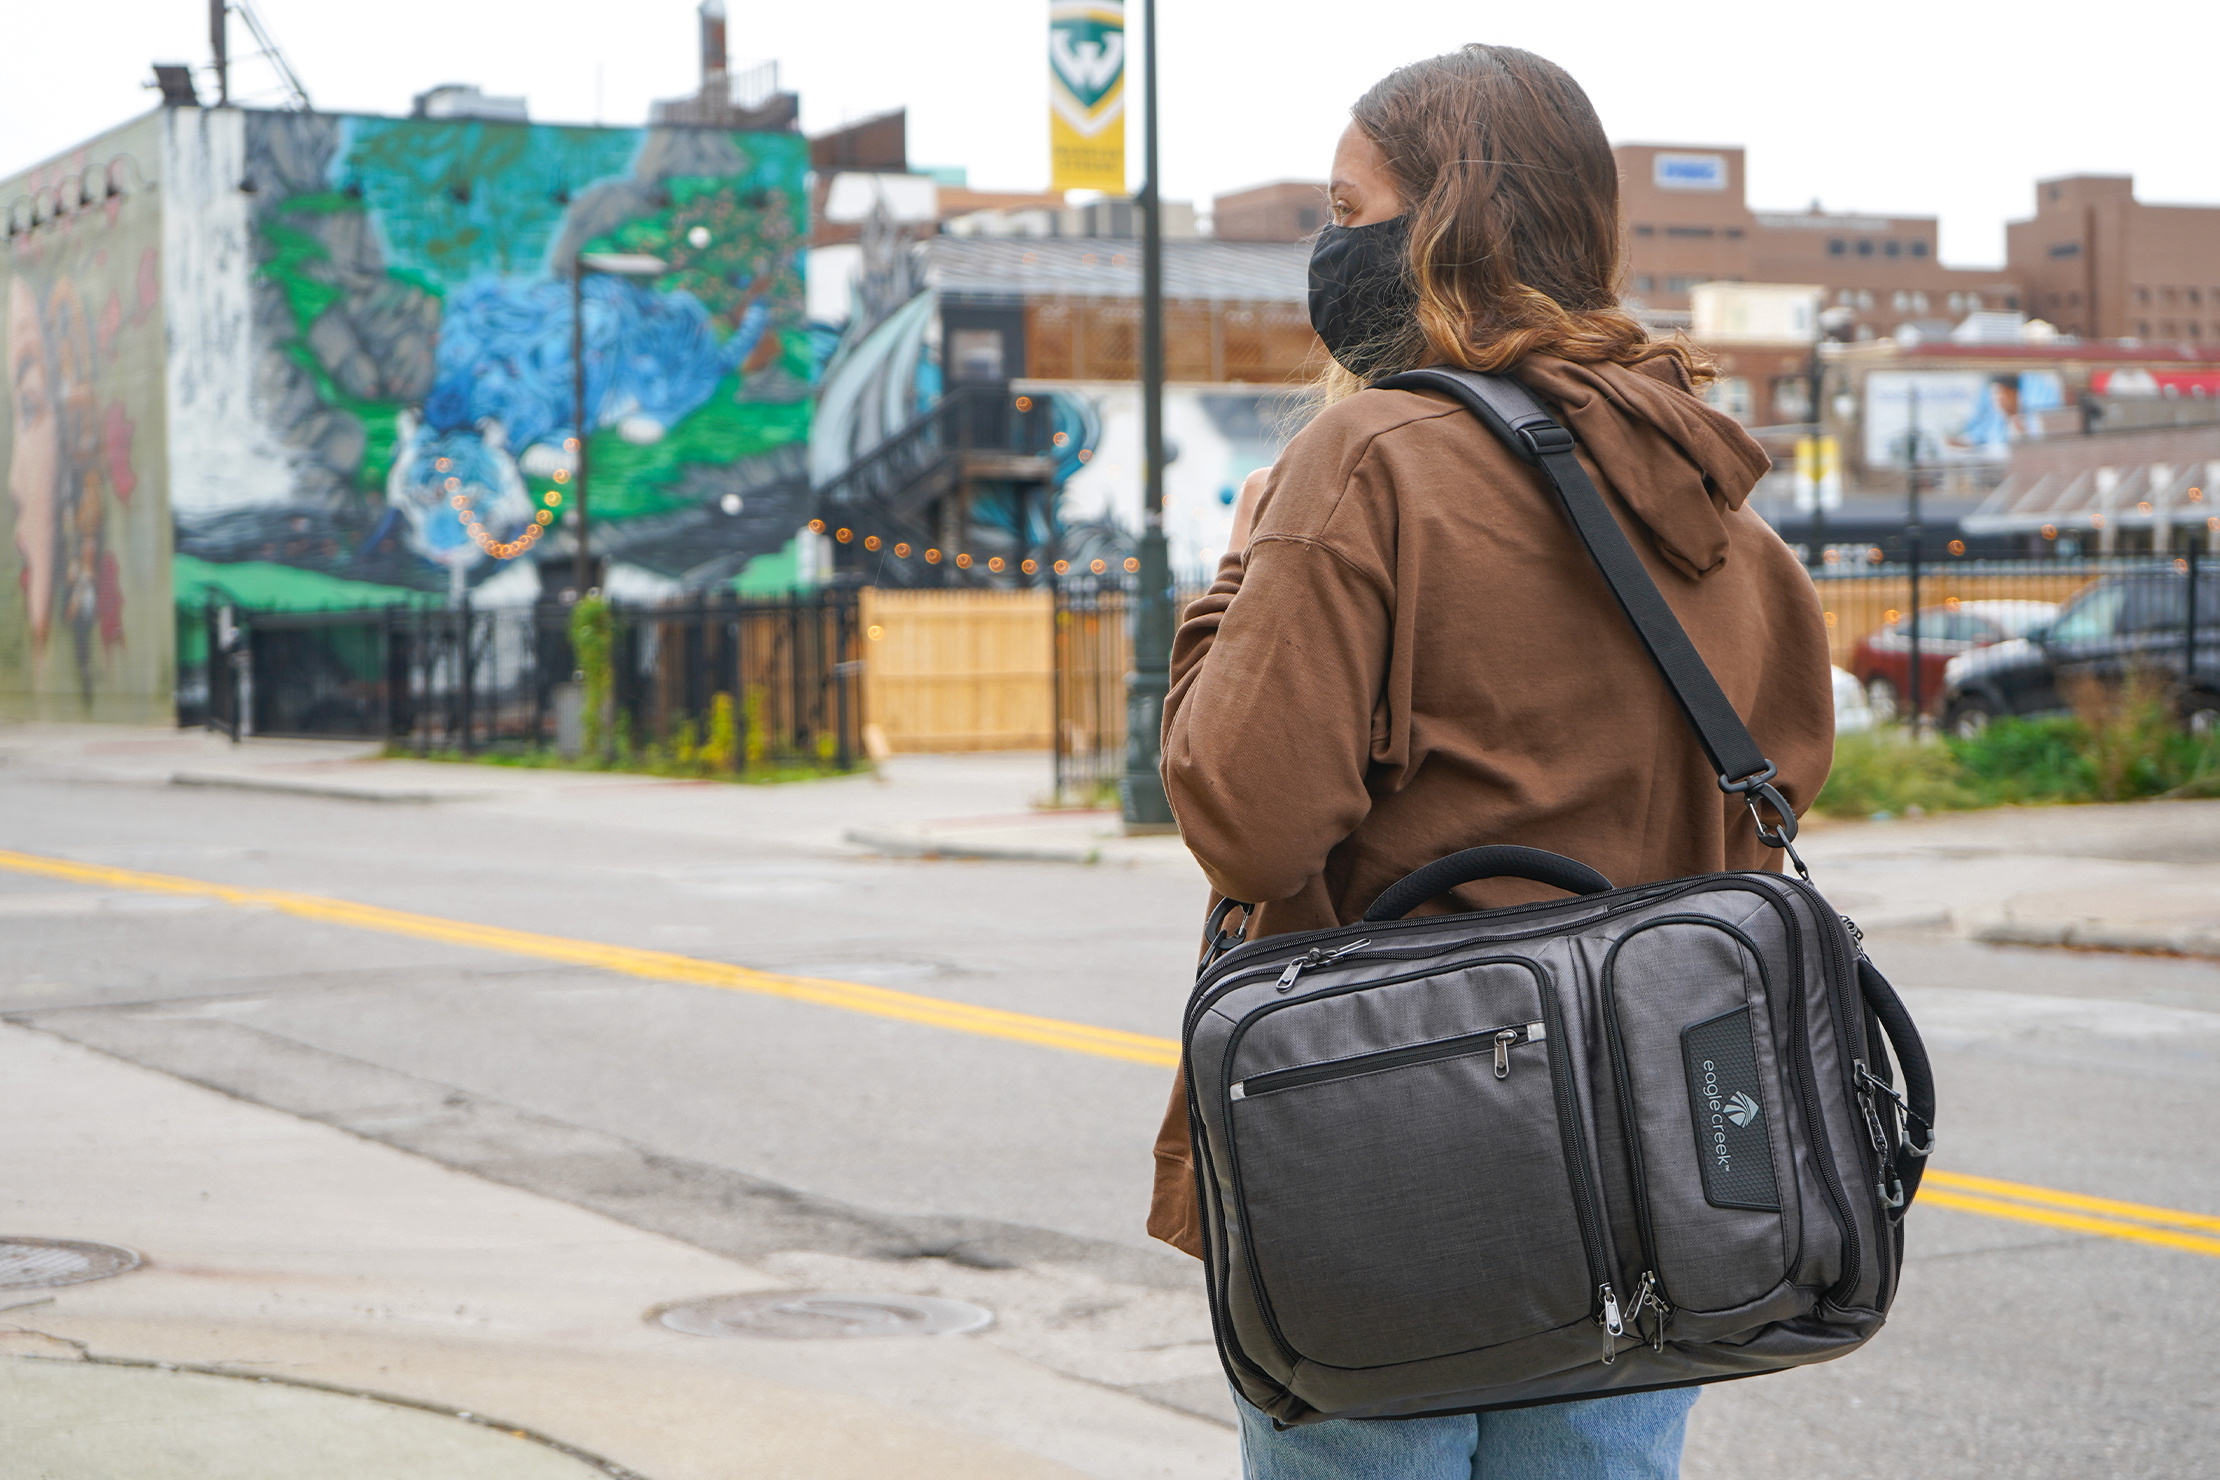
[842,828,1100,865]
[1975,917,2220,959]
[168,772,488,805]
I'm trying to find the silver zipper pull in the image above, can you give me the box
[1598,1283,1624,1364]
[1629,1271,1671,1351]
[1274,939,1371,993]
[1493,1028,1518,1079]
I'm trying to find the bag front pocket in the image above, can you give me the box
[1603,918,1797,1327]
[1226,959,1603,1371]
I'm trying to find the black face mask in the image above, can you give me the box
[1307,215,1414,376]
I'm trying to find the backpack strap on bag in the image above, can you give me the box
[1374,367,1808,879]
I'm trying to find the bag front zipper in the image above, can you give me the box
[1532,973,1622,1365]
[1230,1020,1544,1100]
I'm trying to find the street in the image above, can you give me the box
[4,726,2219,1479]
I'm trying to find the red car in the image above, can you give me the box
[1851,599,2057,721]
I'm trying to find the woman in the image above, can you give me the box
[1149,45,1833,1479]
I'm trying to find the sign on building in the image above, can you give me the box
[1654,152,1727,191]
[1050,1,1126,193]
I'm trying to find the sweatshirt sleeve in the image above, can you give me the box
[1160,458,1394,905]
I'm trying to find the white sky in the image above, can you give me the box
[4,0,2212,269]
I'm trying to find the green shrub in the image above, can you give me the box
[704,693,739,773]
[1948,716,2090,804]
[1814,731,1977,819]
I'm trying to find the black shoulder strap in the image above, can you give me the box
[1375,366,1802,855]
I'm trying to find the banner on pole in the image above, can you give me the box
[1049,1,1126,193]
[1794,435,1843,512]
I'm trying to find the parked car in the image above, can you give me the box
[1939,573,2220,739]
[1852,599,2057,721]
[1831,666,1875,735]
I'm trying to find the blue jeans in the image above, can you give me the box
[1234,1387,1698,1480]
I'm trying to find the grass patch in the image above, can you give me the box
[386,740,866,786]
[1817,674,2220,820]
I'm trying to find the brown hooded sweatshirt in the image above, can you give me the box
[1146,352,1834,1259]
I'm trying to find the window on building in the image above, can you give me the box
[1912,291,1929,314]
[1892,290,1910,311]
[1635,275,1655,292]
[2137,321,2151,336]
[1297,207,1321,231]
[2161,287,2178,305]
[1837,288,1856,306]
[1885,240,1902,257]
[2048,242,2081,259]
[2004,295,2016,310]
[1910,241,1928,257]
[2161,321,2177,337]
[1665,275,1700,293]
[2047,293,2061,307]
[1856,240,1874,256]
[1857,289,1874,309]
[1770,376,1813,423]
[1947,292,1963,313]
[1968,293,1983,311]
[1634,224,1655,236]
[2069,292,2081,306]
[2191,324,2204,340]
[1665,226,1715,238]
[1701,376,1754,421]
[2135,286,2150,303]
[2190,288,2204,306]
[1724,228,1744,239]
[1828,239,1846,255]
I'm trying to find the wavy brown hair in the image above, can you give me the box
[1327,44,1712,393]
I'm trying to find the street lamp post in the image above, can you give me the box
[569,251,668,596]
[1120,0,1176,832]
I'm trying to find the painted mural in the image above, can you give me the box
[1,115,173,722]
[176,109,813,611]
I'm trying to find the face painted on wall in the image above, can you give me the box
[8,275,59,645]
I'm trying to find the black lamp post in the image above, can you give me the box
[1119,0,1176,832]
[569,250,668,596]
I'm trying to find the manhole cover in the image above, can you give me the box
[657,1290,992,1340]
[0,1238,142,1291]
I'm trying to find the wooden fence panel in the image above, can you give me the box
[860,589,1054,750]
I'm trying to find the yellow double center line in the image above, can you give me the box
[0,848,1180,1068]
[4,847,2216,1258]
[1920,1170,2220,1259]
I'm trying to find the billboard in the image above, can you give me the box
[1654,152,1726,191]
[1863,370,2063,466]
[1050,1,1126,193]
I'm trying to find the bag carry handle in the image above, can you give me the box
[1363,845,1613,923]
[1856,957,1937,1214]
[1373,367,1806,878]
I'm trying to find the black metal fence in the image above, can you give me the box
[192,592,864,772]
[1050,576,1207,803]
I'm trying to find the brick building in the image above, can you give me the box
[1613,144,2021,341]
[2006,175,2220,343]
[1213,181,1328,243]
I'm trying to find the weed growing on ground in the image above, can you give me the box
[1816,688,2220,820]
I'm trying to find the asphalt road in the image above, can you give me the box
[3,749,2217,1477]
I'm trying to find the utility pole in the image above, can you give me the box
[572,258,592,597]
[210,0,228,105]
[1805,341,1828,570]
[1906,386,1924,739]
[1120,0,1175,832]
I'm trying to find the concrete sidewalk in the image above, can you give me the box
[0,1021,1236,1480]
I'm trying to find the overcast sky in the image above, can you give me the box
[5,0,2211,267]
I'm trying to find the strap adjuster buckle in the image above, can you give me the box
[1514,422,1576,459]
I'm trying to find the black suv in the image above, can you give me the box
[1939,571,2220,739]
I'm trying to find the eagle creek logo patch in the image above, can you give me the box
[1680,1007,1781,1212]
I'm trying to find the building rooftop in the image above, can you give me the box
[925,237,1310,303]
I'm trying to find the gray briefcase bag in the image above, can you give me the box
[1182,369,1935,1424]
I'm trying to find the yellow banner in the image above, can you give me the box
[1049,1,1125,193]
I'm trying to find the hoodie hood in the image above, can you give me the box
[1515,353,1773,580]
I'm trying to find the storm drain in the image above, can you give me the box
[657,1290,992,1340]
[0,1238,142,1291]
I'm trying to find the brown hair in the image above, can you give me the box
[1331,45,1711,391]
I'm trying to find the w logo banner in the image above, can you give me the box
[1049,1,1125,192]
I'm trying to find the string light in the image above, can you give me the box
[809,519,826,534]
[1123,557,1139,573]
[836,527,853,543]
[987,556,1005,572]
[1089,559,1106,574]
[1053,559,1069,574]
[894,542,912,558]
[864,535,882,551]
[1021,559,1038,575]
[925,548,942,564]
[955,553,973,569]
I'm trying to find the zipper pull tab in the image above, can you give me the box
[1493,1028,1518,1079]
[1598,1283,1623,1364]
[1841,915,1869,960]
[1274,939,1370,993]
[1629,1271,1671,1351]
